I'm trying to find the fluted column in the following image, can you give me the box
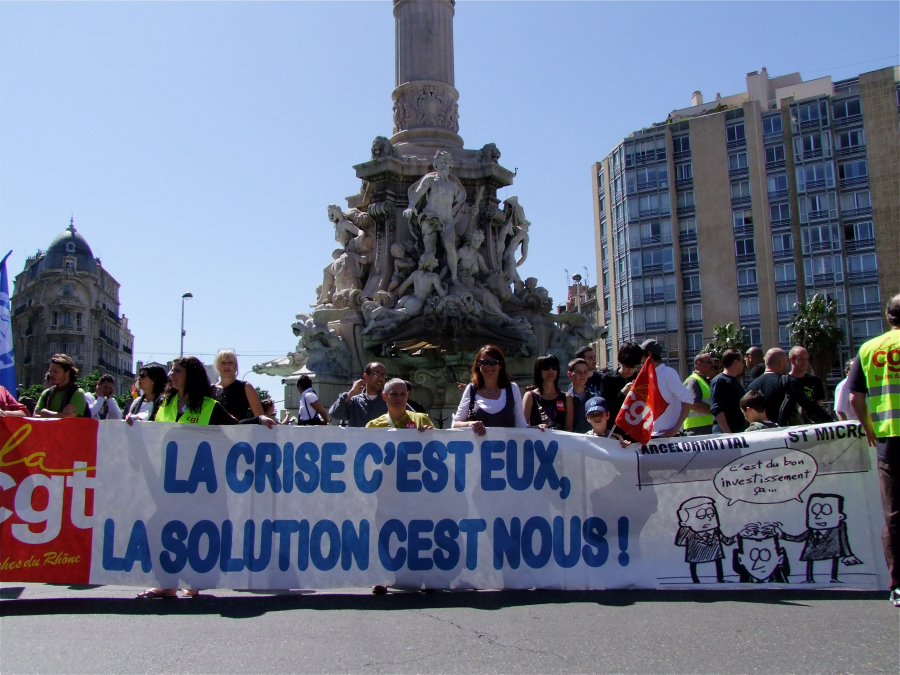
[391,0,463,149]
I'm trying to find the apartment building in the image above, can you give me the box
[592,65,899,381]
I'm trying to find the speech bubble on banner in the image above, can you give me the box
[714,447,817,506]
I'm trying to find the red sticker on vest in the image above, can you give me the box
[406,422,417,429]
[556,400,566,411]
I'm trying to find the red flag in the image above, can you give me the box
[614,359,669,444]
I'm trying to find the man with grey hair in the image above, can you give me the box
[404,150,467,283]
[366,378,435,430]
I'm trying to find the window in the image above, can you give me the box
[841,190,871,212]
[686,332,705,352]
[601,246,608,263]
[742,327,762,345]
[739,297,760,319]
[76,313,82,327]
[798,101,827,124]
[777,293,798,315]
[729,152,748,170]
[602,272,609,289]
[799,193,837,222]
[731,181,751,199]
[833,98,862,120]
[677,191,694,209]
[767,173,788,194]
[779,325,792,346]
[839,160,868,180]
[846,253,877,275]
[726,124,746,143]
[775,262,796,284]
[795,131,831,159]
[735,238,755,257]
[65,260,74,270]
[772,233,793,254]
[765,145,785,163]
[51,311,58,326]
[844,221,874,245]
[853,318,882,340]
[737,267,758,286]
[849,285,880,309]
[673,136,690,154]
[642,276,673,301]
[597,171,604,188]
[733,209,753,229]
[770,203,791,221]
[836,129,865,150]
[625,170,637,193]
[804,256,844,283]
[60,312,72,326]
[679,218,697,237]
[676,163,692,180]
[683,274,701,294]
[62,283,74,296]
[762,115,783,135]
[796,162,835,191]
[681,246,699,266]
[684,304,703,323]
[802,224,840,253]
[630,254,642,277]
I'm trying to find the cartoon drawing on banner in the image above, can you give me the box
[731,522,791,583]
[674,497,735,583]
[779,493,862,583]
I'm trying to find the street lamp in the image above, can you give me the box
[180,293,193,357]
[571,274,582,315]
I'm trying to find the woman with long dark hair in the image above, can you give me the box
[125,364,168,423]
[523,354,573,431]
[213,349,264,421]
[137,356,274,599]
[452,345,528,436]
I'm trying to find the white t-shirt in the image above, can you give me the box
[834,377,858,420]
[298,389,320,421]
[652,363,694,435]
[84,392,122,420]
[453,383,528,428]
[128,399,156,421]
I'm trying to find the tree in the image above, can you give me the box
[255,386,271,402]
[701,322,748,359]
[786,293,845,379]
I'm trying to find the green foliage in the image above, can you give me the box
[255,387,271,402]
[786,294,846,378]
[18,383,45,402]
[701,322,749,360]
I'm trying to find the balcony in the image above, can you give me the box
[833,114,863,128]
[845,237,875,252]
[807,209,837,223]
[731,195,752,209]
[738,284,759,297]
[123,345,133,355]
[800,148,824,161]
[729,166,750,180]
[739,313,761,324]
[841,206,872,220]
[735,253,756,264]
[847,269,878,282]
[683,318,703,330]
[673,150,691,163]
[836,144,866,158]
[850,302,882,316]
[775,279,797,291]
[682,289,701,301]
[766,159,786,171]
[726,138,747,151]
[763,129,784,141]
[677,205,695,218]
[99,333,119,349]
[811,272,837,285]
[643,292,667,304]
[679,230,697,244]
[802,178,829,192]
[777,310,794,322]
[48,324,84,335]
[645,321,668,333]
[681,260,699,272]
[773,249,794,261]
[768,188,789,201]
[771,218,792,232]
[806,241,838,254]
[840,176,869,190]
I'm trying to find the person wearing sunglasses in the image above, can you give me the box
[125,364,168,423]
[328,362,389,427]
[453,345,528,436]
[523,354,573,431]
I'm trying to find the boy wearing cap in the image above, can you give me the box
[584,396,611,436]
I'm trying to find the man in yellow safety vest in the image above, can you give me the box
[683,352,715,436]
[850,293,900,608]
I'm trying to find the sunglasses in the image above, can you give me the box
[478,358,500,367]
[540,363,558,371]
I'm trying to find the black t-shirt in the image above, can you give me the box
[792,374,825,403]
[746,363,765,384]
[748,372,785,425]
[710,373,748,433]
[599,369,635,422]
[585,372,604,399]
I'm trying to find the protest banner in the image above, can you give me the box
[0,417,888,590]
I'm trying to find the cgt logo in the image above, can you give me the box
[872,349,900,372]
[0,419,97,583]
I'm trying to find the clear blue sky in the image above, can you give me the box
[2,1,897,402]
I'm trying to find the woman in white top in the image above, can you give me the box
[452,345,528,436]
[125,365,168,424]
[297,375,329,425]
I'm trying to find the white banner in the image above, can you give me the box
[0,418,888,589]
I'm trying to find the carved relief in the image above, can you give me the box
[392,83,460,134]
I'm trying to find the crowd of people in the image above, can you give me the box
[1,293,898,606]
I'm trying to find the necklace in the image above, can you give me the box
[481,387,500,394]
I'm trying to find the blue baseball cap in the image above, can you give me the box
[585,397,609,415]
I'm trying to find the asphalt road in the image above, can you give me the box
[1,583,897,674]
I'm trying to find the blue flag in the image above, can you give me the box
[0,251,16,394]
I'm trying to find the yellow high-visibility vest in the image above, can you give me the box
[155,396,217,425]
[683,372,714,429]
[858,329,900,438]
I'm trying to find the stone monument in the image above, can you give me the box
[254,0,606,423]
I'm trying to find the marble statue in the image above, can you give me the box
[404,151,467,284]
[291,312,352,378]
[395,253,446,316]
[317,205,375,306]
[387,242,418,293]
[498,197,530,295]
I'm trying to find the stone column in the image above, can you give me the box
[391,0,463,149]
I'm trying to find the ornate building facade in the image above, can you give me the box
[11,219,135,392]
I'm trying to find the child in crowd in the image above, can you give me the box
[584,396,610,437]
[740,390,778,431]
